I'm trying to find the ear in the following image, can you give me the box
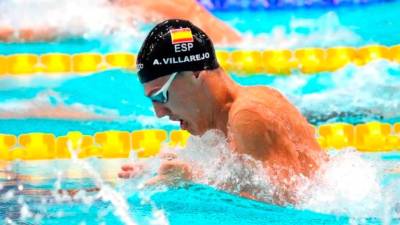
[193,71,201,78]
[193,70,208,79]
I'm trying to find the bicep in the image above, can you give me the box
[229,109,275,161]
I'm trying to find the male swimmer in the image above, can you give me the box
[118,19,327,205]
[0,0,240,45]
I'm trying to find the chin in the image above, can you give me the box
[185,128,196,135]
[184,126,197,135]
[189,127,207,136]
[183,122,206,136]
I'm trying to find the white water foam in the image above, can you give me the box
[0,88,176,127]
[229,11,362,49]
[298,150,383,216]
[47,142,170,225]
[0,0,146,50]
[0,1,364,51]
[171,130,399,222]
[271,60,400,122]
[1,129,397,224]
[0,74,75,91]
[63,143,138,225]
[176,130,275,201]
[297,149,400,224]
[0,89,120,120]
[2,60,398,125]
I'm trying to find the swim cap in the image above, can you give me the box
[136,19,220,83]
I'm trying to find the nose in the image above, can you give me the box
[152,102,171,118]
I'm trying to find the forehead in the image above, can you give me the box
[143,75,170,96]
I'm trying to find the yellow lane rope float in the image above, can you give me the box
[0,121,399,161]
[0,45,399,76]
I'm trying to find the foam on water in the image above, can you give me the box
[171,130,400,223]
[176,130,275,202]
[1,61,399,126]
[0,87,174,128]
[0,1,399,224]
[65,147,138,225]
[0,89,120,120]
[299,150,383,215]
[269,60,400,123]
[0,129,398,224]
[0,74,75,91]
[298,149,400,224]
[0,0,363,50]
[226,11,361,49]
[0,0,146,49]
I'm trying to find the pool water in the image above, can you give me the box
[0,0,400,224]
[1,149,399,225]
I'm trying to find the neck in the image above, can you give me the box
[204,69,238,136]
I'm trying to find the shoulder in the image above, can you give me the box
[227,106,276,160]
[228,106,274,137]
[228,87,276,125]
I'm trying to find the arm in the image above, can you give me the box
[113,0,242,45]
[228,109,298,205]
[118,152,194,187]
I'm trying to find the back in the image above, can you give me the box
[229,85,326,177]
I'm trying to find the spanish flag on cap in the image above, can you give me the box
[170,28,193,44]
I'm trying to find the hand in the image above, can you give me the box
[118,162,146,179]
[145,160,192,186]
[118,156,193,187]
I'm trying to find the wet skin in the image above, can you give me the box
[119,69,328,205]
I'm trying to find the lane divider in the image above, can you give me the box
[317,121,400,152]
[0,121,399,161]
[0,130,190,161]
[0,45,399,76]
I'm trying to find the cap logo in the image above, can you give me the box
[170,28,193,44]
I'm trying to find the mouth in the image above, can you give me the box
[179,119,188,130]
[169,116,188,130]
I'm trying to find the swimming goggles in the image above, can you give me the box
[148,72,178,103]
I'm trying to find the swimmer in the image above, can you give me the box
[0,0,241,45]
[112,0,241,44]
[118,19,328,205]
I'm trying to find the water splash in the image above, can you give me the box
[269,60,400,124]
[177,130,275,202]
[0,74,75,91]
[172,130,399,222]
[2,60,397,125]
[0,1,364,51]
[63,145,138,225]
[228,12,362,49]
[297,149,400,224]
[0,89,120,120]
[298,150,383,215]
[0,0,146,50]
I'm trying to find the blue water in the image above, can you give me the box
[0,1,400,225]
[0,184,352,225]
[0,0,399,54]
[1,62,400,135]
[0,151,399,225]
[214,1,400,47]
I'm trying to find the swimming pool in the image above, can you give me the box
[1,0,400,224]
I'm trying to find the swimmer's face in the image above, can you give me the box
[144,71,208,135]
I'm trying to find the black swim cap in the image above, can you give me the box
[136,19,220,83]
